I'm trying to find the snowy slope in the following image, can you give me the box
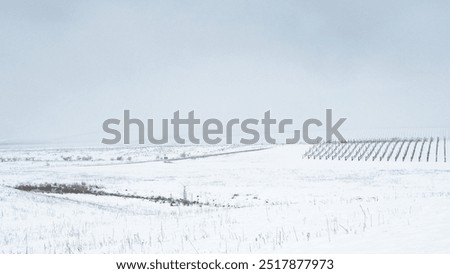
[1,144,450,253]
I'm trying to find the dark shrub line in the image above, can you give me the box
[14,183,213,207]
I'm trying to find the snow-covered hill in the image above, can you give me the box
[1,144,450,253]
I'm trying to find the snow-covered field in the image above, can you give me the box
[1,144,450,253]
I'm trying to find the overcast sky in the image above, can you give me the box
[1,0,449,144]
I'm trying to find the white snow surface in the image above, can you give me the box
[1,144,450,253]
